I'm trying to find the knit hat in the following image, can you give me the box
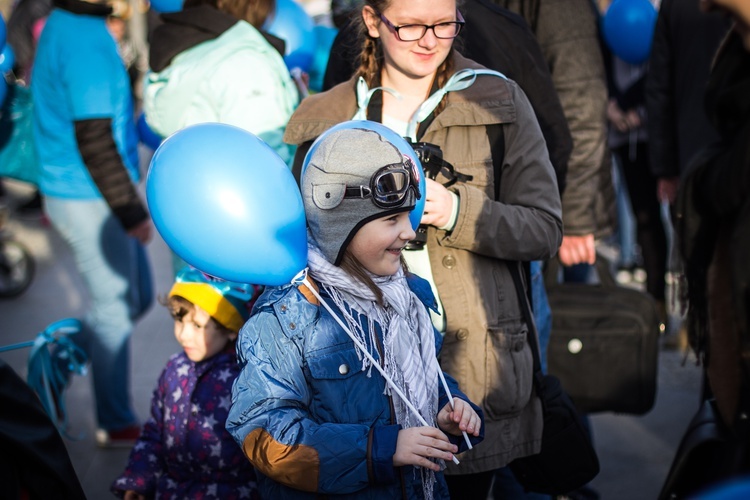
[168,267,256,332]
[302,126,419,265]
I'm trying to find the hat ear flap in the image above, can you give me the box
[311,183,346,210]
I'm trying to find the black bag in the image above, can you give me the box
[506,262,600,495]
[658,395,749,500]
[545,259,660,414]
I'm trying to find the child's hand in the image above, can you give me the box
[393,426,458,471]
[124,491,145,500]
[437,398,481,437]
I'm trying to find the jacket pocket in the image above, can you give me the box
[306,345,386,424]
[484,321,534,419]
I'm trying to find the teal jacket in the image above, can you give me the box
[143,6,299,165]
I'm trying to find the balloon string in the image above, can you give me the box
[292,268,460,465]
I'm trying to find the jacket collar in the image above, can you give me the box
[283,52,515,146]
[149,5,238,72]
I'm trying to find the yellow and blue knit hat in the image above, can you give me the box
[168,267,257,333]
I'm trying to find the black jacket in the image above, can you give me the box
[322,0,572,194]
[645,0,730,179]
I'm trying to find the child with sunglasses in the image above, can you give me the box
[227,125,483,499]
[282,0,563,497]
[111,267,260,500]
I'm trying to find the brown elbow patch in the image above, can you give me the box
[244,428,320,492]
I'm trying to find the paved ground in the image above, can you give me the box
[0,177,703,499]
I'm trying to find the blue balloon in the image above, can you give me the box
[265,0,316,72]
[301,120,426,231]
[146,123,307,285]
[602,0,658,65]
[308,25,338,93]
[136,112,163,150]
[0,44,14,74]
[150,0,183,13]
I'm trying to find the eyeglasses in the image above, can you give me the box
[378,11,465,42]
[344,160,422,209]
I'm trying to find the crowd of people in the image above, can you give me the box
[1,0,749,498]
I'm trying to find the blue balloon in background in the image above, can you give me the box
[150,0,183,13]
[602,0,658,65]
[136,112,163,150]
[146,123,307,285]
[301,120,426,231]
[0,44,14,74]
[308,25,338,93]
[265,0,316,72]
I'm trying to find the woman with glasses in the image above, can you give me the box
[283,0,562,497]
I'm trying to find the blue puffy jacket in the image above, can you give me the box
[227,274,484,499]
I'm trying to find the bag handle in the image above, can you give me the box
[543,253,617,290]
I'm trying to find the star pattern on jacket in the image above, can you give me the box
[111,349,259,499]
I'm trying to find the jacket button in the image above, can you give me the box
[280,305,287,313]
[456,329,469,340]
[289,322,296,330]
[339,364,349,375]
[442,255,456,269]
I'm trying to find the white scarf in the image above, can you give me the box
[307,242,443,497]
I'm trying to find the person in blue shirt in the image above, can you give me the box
[31,0,152,446]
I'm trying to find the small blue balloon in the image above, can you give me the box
[0,44,14,74]
[265,0,316,72]
[302,120,426,231]
[150,0,183,13]
[308,25,338,93]
[602,0,658,65]
[136,112,163,150]
[146,123,307,285]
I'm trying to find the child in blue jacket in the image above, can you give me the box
[112,267,260,499]
[227,125,484,499]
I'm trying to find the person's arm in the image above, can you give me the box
[226,299,400,494]
[537,0,612,264]
[68,43,150,243]
[73,119,149,242]
[440,82,563,262]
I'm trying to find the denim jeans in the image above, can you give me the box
[530,260,551,374]
[45,197,150,430]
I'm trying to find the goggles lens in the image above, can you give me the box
[345,159,421,208]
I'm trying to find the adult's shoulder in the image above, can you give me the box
[283,78,358,145]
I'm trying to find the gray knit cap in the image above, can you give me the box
[302,126,418,265]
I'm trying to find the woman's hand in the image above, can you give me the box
[420,178,455,229]
[393,426,457,471]
[437,398,481,438]
[123,491,145,500]
[607,99,629,133]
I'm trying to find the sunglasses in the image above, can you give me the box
[343,159,422,209]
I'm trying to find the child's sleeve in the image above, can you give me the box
[110,366,169,498]
[227,309,398,495]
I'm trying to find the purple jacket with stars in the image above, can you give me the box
[111,349,259,500]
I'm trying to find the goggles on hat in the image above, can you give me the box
[343,158,422,209]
